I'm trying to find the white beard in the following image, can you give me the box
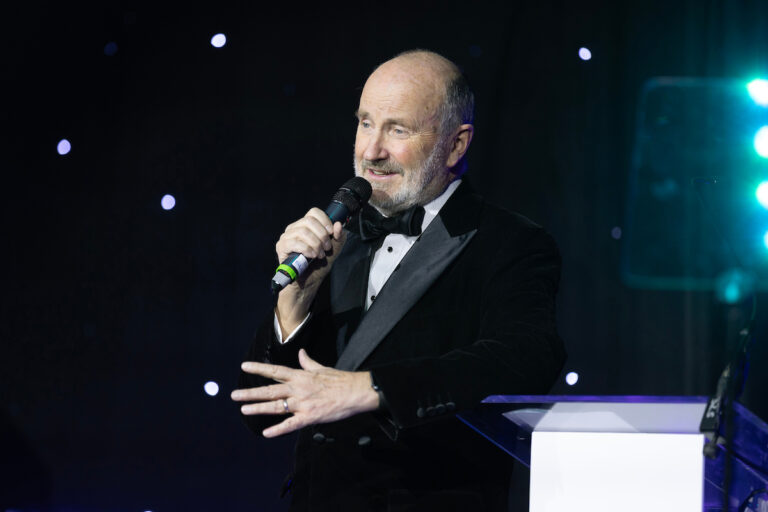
[353,139,451,216]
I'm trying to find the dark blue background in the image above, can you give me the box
[3,1,767,510]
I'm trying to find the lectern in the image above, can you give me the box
[458,396,768,512]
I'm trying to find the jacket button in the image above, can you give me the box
[416,407,426,418]
[446,402,456,412]
[312,432,326,444]
[435,404,446,415]
[426,406,436,417]
[358,435,372,447]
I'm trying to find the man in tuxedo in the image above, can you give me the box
[232,50,565,511]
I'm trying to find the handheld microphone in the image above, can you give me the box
[271,177,372,293]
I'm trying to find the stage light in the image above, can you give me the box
[754,126,768,157]
[747,79,768,106]
[611,226,622,240]
[715,267,755,304]
[210,33,227,48]
[161,194,176,210]
[565,372,579,386]
[578,47,592,61]
[57,139,71,155]
[204,381,219,396]
[756,181,768,209]
[764,230,768,250]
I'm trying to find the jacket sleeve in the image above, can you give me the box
[368,229,566,432]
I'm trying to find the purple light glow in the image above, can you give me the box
[565,372,579,386]
[57,139,71,155]
[211,33,227,48]
[578,47,592,61]
[611,226,622,239]
[204,381,219,396]
[161,194,176,210]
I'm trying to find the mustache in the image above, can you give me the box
[359,159,404,174]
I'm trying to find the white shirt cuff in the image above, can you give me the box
[273,312,311,344]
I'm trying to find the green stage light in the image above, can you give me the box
[754,126,768,157]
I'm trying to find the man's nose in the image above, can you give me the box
[362,131,388,161]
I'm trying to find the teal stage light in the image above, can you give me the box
[715,268,755,304]
[748,79,768,106]
[764,230,768,250]
[757,181,768,209]
[754,126,768,157]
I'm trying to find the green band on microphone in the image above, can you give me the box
[276,264,297,280]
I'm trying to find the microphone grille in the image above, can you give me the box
[333,177,372,213]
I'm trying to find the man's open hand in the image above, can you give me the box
[231,349,380,438]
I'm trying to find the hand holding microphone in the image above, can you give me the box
[271,178,371,335]
[272,177,372,292]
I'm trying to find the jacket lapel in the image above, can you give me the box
[334,181,481,371]
[329,234,371,357]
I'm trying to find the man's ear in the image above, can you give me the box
[445,124,474,169]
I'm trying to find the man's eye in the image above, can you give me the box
[392,127,407,135]
[360,120,371,128]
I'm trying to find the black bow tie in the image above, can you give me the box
[350,204,425,241]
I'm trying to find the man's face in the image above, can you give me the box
[353,61,452,216]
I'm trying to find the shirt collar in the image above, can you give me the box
[420,179,462,233]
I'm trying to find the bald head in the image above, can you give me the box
[371,50,473,137]
[373,50,462,92]
[353,49,475,215]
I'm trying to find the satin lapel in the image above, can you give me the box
[335,216,477,371]
[329,234,371,357]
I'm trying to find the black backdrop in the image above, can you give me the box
[3,1,768,510]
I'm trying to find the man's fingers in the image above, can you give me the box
[285,220,332,250]
[230,383,290,402]
[240,361,295,382]
[278,229,326,259]
[305,208,334,235]
[298,348,325,372]
[240,399,292,416]
[263,414,306,438]
[332,221,344,240]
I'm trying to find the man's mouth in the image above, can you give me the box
[368,168,398,176]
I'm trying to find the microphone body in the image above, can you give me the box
[271,177,372,292]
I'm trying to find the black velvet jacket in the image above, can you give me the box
[239,182,566,511]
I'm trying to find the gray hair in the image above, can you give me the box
[439,71,475,136]
[393,49,475,136]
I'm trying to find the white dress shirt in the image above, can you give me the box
[275,179,462,343]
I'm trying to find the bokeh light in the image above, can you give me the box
[103,41,118,56]
[578,47,592,61]
[211,33,227,48]
[754,126,768,157]
[611,226,622,240]
[747,79,768,106]
[204,381,219,396]
[715,267,755,304]
[57,139,71,155]
[756,181,768,209]
[161,194,176,210]
[565,371,579,386]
